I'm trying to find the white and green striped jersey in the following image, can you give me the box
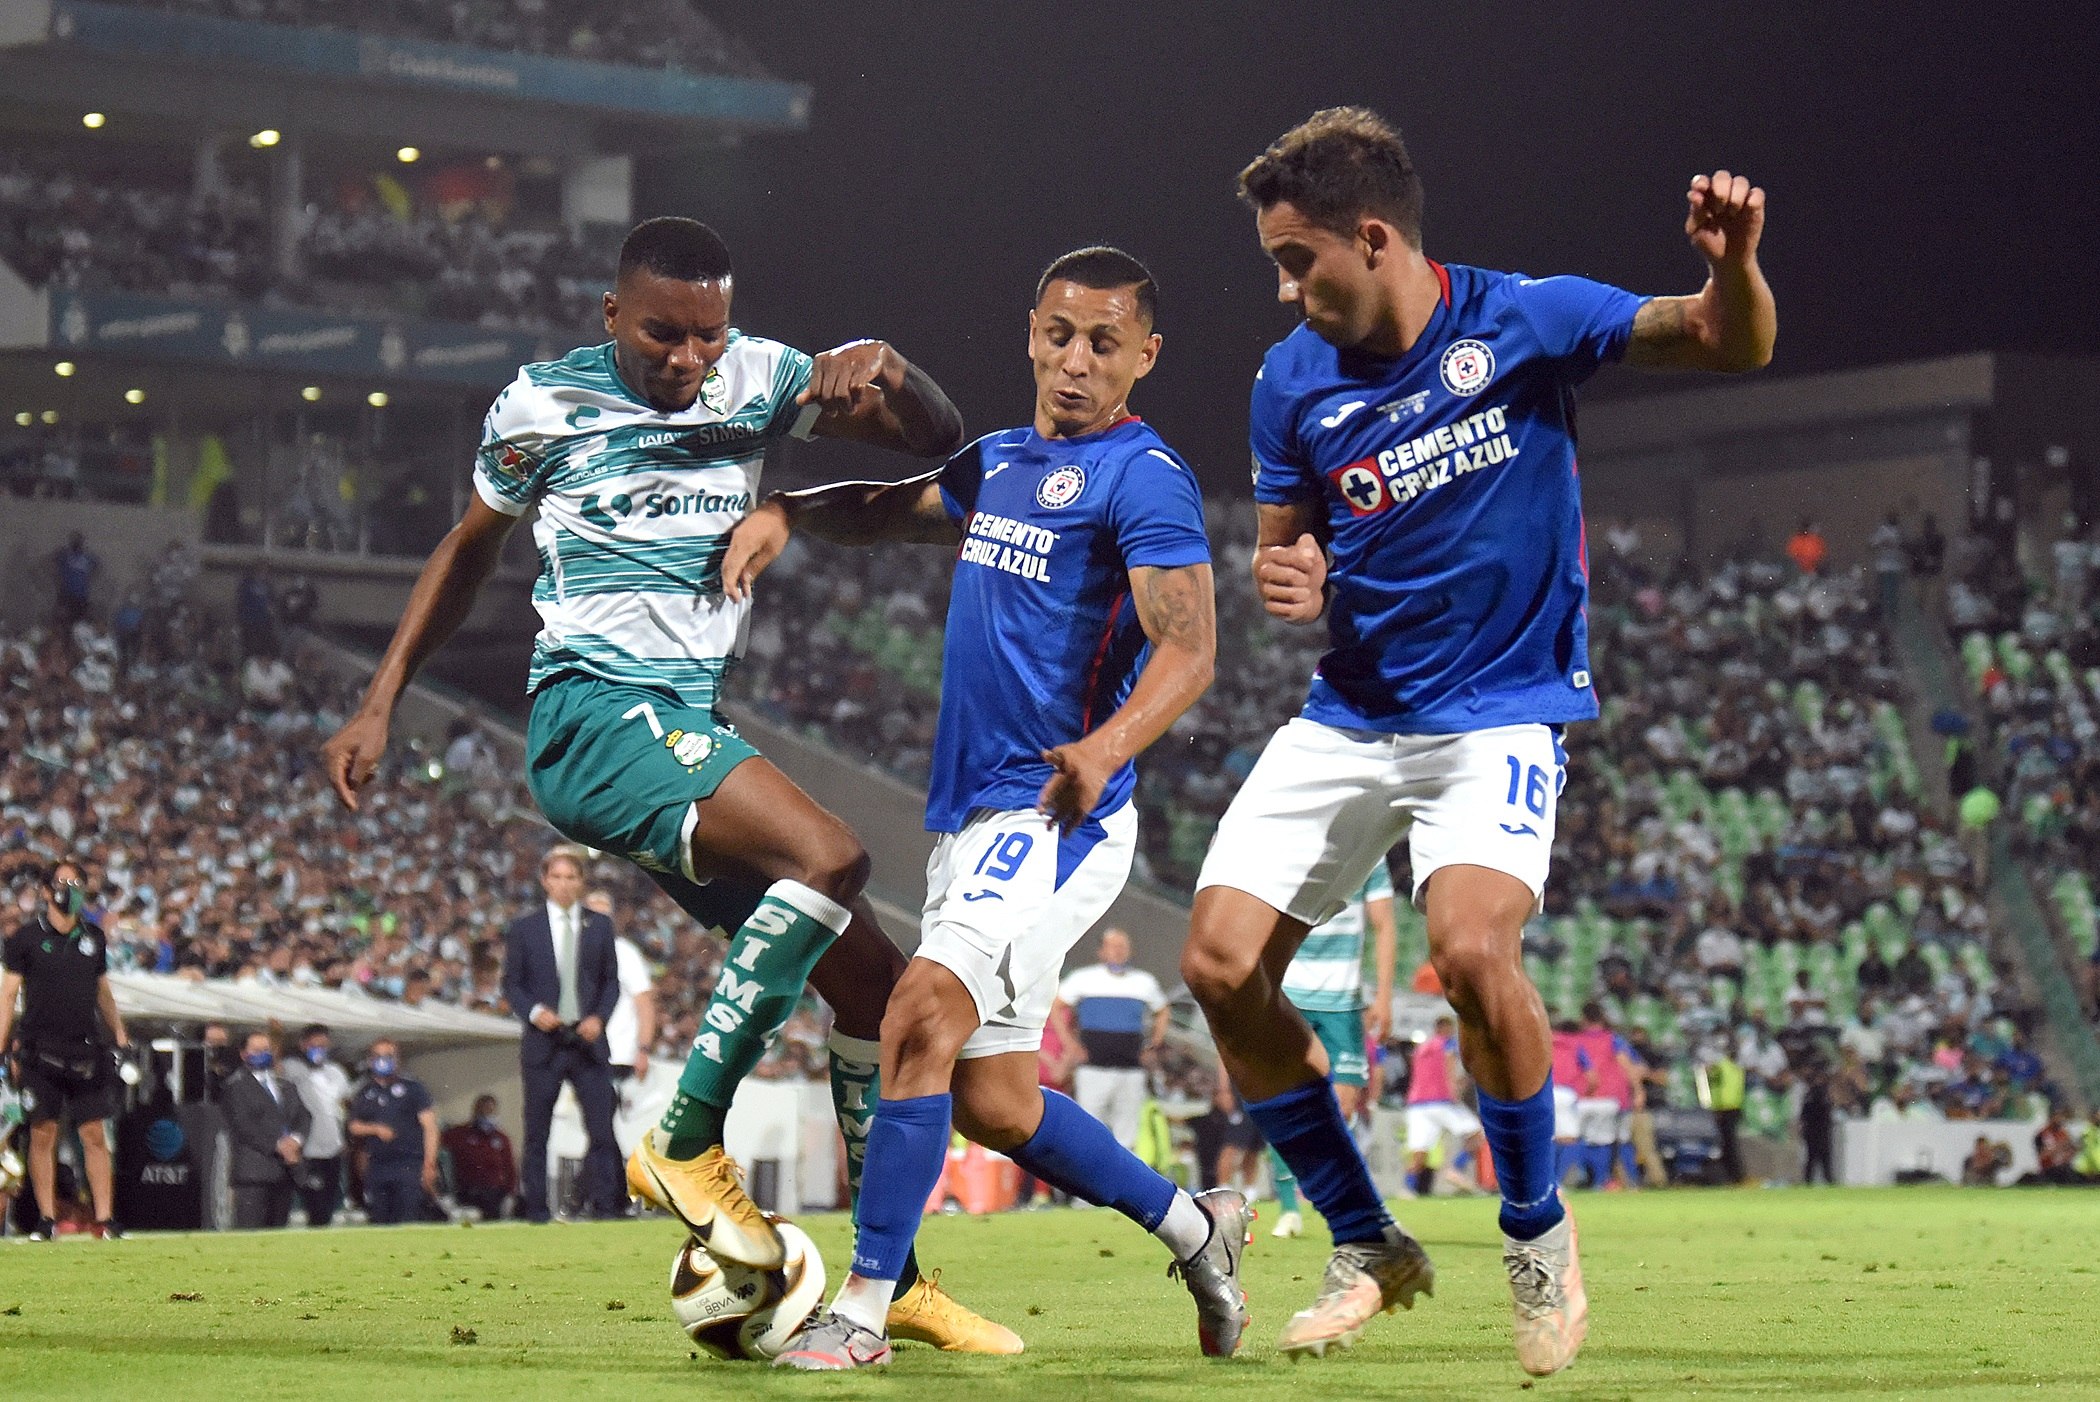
[473,334,814,708]
[1281,862,1396,1013]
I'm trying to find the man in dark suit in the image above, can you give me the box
[222,1030,311,1229]
[502,845,622,1221]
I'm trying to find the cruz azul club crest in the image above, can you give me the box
[1439,338,1495,396]
[1036,465,1086,509]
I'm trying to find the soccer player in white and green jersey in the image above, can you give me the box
[1268,858,1397,1240]
[322,217,1017,1352]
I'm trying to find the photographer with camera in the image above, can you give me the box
[0,857,132,1240]
[500,845,621,1222]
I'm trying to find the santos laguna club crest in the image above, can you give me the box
[1037,465,1086,509]
[666,728,714,771]
[1439,338,1495,396]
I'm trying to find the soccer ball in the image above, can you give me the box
[668,1217,826,1360]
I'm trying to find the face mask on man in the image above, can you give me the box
[1106,961,1128,974]
[244,1051,274,1071]
[370,1055,397,1078]
[51,879,84,917]
[304,1045,328,1067]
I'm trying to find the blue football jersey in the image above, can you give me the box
[929,417,1210,834]
[1251,261,1644,735]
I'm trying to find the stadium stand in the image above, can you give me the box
[0,573,807,1079]
[103,0,774,78]
[0,148,616,335]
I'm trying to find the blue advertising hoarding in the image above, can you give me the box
[50,289,589,386]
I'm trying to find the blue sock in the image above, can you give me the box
[1583,1144,1612,1188]
[1244,1079,1391,1244]
[1552,1141,1572,1186]
[1008,1089,1176,1229]
[850,1092,951,1281]
[1478,1079,1566,1241]
[1618,1140,1638,1185]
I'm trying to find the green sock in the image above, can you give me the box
[658,880,851,1158]
[828,1029,920,1296]
[1268,1145,1301,1213]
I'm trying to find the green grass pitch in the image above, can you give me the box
[2,1187,2094,1400]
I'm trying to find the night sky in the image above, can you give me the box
[688,2,2098,494]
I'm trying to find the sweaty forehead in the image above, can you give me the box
[1036,279,1146,332]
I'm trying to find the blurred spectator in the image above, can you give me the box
[1052,929,1168,1152]
[441,1093,518,1221]
[346,1039,437,1225]
[52,531,97,627]
[236,568,278,658]
[1959,1134,2011,1186]
[1872,513,1906,619]
[1786,518,1828,575]
[2027,1107,2080,1185]
[282,1023,350,1226]
[222,1029,309,1229]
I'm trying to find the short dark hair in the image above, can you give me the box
[1237,106,1424,247]
[617,216,733,285]
[1035,246,1158,329]
[300,1023,330,1041]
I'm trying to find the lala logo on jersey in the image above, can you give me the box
[1439,338,1496,396]
[1036,465,1086,509]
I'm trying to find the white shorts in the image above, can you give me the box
[1195,718,1563,927]
[1576,1097,1628,1146]
[1552,1084,1581,1141]
[1404,1100,1482,1155]
[917,802,1137,1060]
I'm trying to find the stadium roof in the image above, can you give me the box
[0,0,810,157]
[110,972,519,1051]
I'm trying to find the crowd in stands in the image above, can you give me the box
[1942,510,2100,1027]
[731,507,2057,1145]
[109,0,772,78]
[0,151,616,334]
[0,542,790,1080]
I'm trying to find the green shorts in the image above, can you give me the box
[525,671,759,881]
[1298,1005,1369,1086]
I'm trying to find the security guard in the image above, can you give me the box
[0,857,131,1239]
[346,1038,438,1224]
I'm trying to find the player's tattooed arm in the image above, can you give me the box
[720,472,958,602]
[1038,562,1217,832]
[801,340,965,457]
[1253,499,1329,624]
[1624,169,1776,372]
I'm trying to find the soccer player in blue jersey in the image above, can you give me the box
[321,216,1017,1351]
[1181,108,1775,1374]
[720,248,1248,1369]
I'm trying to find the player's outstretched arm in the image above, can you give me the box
[320,498,519,810]
[720,472,959,601]
[1038,561,1217,832]
[1252,499,1329,624]
[1367,894,1399,1044]
[1623,169,1776,373]
[801,340,964,458]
